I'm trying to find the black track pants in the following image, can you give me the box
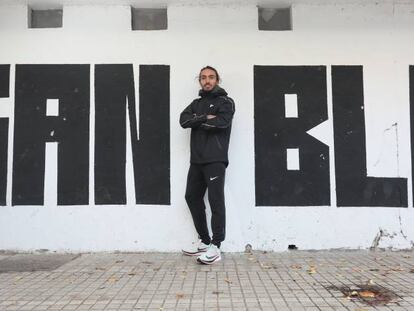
[185,162,226,246]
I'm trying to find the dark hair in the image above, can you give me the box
[199,66,220,82]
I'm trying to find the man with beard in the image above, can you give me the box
[180,66,235,264]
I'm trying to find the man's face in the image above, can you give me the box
[199,68,218,91]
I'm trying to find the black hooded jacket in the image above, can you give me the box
[180,85,235,167]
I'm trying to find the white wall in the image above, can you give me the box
[0,1,413,252]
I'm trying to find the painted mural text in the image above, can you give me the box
[0,64,170,206]
[0,64,413,207]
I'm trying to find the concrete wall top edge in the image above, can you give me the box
[0,0,411,8]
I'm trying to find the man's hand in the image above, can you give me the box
[207,115,216,119]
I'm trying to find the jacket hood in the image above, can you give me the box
[199,85,228,98]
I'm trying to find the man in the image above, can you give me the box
[179,66,235,265]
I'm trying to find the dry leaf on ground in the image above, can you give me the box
[107,275,119,283]
[391,267,404,271]
[359,290,376,298]
[95,267,106,271]
[176,293,184,299]
[307,266,317,274]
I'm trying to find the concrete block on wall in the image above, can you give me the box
[131,8,167,30]
[258,7,292,31]
[29,8,63,28]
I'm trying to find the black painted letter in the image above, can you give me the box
[13,65,90,205]
[94,64,170,205]
[0,65,10,205]
[332,66,407,207]
[254,66,330,206]
[410,65,414,205]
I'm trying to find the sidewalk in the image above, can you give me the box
[0,250,413,311]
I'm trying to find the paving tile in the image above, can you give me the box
[0,251,412,310]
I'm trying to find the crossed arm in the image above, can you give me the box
[179,98,235,131]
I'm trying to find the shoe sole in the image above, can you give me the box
[182,249,207,257]
[197,255,221,265]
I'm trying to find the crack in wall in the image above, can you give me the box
[371,220,414,250]
[398,211,414,248]
[373,122,399,176]
[371,228,384,249]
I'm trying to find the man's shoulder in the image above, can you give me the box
[218,95,235,106]
[191,97,201,104]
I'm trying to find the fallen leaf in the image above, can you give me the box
[290,264,302,269]
[260,263,272,270]
[359,290,376,298]
[141,261,153,265]
[391,267,405,271]
[176,293,184,299]
[409,269,414,273]
[115,260,124,263]
[367,279,375,285]
[224,278,232,284]
[247,257,257,263]
[402,255,411,258]
[307,265,317,274]
[107,275,119,283]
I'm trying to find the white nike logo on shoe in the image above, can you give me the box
[210,176,219,181]
[210,104,214,107]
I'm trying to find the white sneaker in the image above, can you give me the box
[182,240,210,256]
[197,244,221,265]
